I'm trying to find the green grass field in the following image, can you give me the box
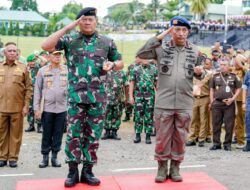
[1,36,210,69]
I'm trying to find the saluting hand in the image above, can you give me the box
[65,15,85,32]
[156,27,173,41]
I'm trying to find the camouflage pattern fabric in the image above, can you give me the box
[130,63,158,134]
[105,70,129,130]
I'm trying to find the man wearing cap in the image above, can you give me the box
[34,50,67,168]
[0,42,32,168]
[136,16,203,182]
[209,58,241,151]
[41,7,123,187]
[25,54,42,133]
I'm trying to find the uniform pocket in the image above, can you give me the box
[159,59,173,76]
[184,62,194,79]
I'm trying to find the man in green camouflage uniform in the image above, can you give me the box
[42,7,123,187]
[122,63,135,122]
[102,70,129,140]
[25,54,42,133]
[129,57,158,144]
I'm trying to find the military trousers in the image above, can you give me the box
[65,102,105,164]
[0,112,23,161]
[245,110,250,141]
[154,109,191,162]
[188,96,210,142]
[41,111,66,155]
[134,96,154,134]
[105,102,123,130]
[27,96,41,128]
[124,103,133,117]
[211,102,235,146]
[234,101,245,145]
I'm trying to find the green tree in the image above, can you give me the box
[244,10,250,15]
[38,22,45,37]
[0,25,7,35]
[8,22,14,35]
[10,0,38,12]
[22,24,29,36]
[147,0,162,21]
[14,22,20,36]
[189,0,211,20]
[211,0,224,4]
[60,2,83,20]
[162,0,179,20]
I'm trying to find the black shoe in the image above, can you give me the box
[39,155,49,168]
[64,162,79,187]
[101,130,111,140]
[205,138,212,143]
[51,153,61,167]
[134,133,141,143]
[243,141,250,152]
[186,141,196,146]
[198,141,205,147]
[232,137,237,144]
[145,133,152,144]
[9,161,18,168]
[209,145,222,150]
[224,145,231,151]
[25,126,35,132]
[0,160,7,167]
[111,130,121,140]
[80,164,100,186]
[37,125,42,133]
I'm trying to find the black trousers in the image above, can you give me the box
[41,111,66,155]
[211,103,235,146]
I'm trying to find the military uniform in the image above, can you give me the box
[55,31,121,164]
[0,61,32,164]
[102,70,129,139]
[210,72,242,149]
[130,62,158,141]
[34,62,68,167]
[123,63,135,122]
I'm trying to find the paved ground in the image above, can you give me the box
[1,119,250,190]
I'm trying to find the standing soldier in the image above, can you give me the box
[25,54,42,133]
[41,7,123,187]
[122,63,136,122]
[102,70,129,140]
[129,57,158,144]
[0,42,32,167]
[210,58,241,151]
[136,16,203,182]
[34,50,68,168]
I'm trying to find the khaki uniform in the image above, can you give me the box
[137,37,199,162]
[188,71,212,142]
[231,67,246,145]
[0,61,32,161]
[210,72,242,147]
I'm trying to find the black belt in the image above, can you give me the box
[194,95,209,99]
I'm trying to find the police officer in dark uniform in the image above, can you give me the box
[210,58,241,151]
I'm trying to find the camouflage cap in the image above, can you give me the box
[39,50,49,55]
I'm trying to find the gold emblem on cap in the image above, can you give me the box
[173,20,178,24]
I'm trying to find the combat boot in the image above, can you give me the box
[145,133,152,144]
[243,141,250,152]
[80,163,100,186]
[25,125,35,132]
[64,162,79,187]
[37,124,42,133]
[169,160,183,182]
[101,129,111,140]
[51,152,61,167]
[111,129,121,140]
[39,154,49,168]
[133,133,141,143]
[155,160,168,183]
[122,114,130,122]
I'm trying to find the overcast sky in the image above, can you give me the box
[0,0,242,17]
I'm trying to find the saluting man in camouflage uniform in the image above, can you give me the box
[42,7,123,187]
[25,54,42,133]
[137,16,203,183]
[129,57,158,144]
[102,70,129,140]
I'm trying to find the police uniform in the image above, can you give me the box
[210,71,241,150]
[137,16,200,182]
[0,61,32,167]
[34,57,68,168]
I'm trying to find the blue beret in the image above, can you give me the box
[76,7,97,20]
[170,16,191,29]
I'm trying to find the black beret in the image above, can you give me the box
[170,16,191,29]
[76,7,97,20]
